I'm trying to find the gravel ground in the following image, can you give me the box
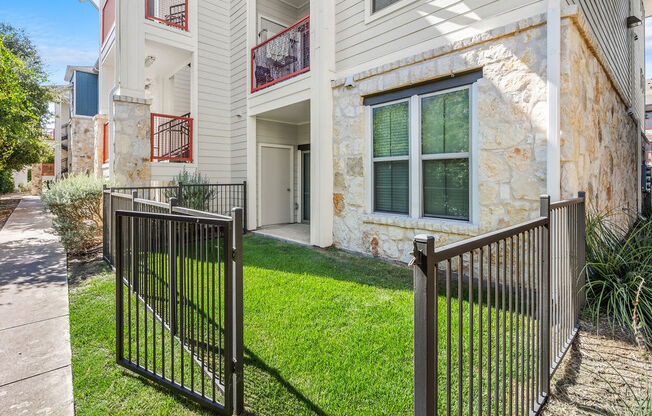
[543,319,651,415]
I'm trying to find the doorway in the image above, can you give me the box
[302,151,310,222]
[259,144,293,226]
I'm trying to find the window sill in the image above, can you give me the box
[362,212,480,234]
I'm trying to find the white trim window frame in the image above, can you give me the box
[365,0,419,24]
[367,83,479,224]
[370,98,412,216]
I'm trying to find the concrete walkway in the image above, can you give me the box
[0,196,73,415]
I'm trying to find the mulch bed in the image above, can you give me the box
[543,319,651,415]
[0,197,21,231]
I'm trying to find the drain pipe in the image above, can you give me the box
[547,0,561,201]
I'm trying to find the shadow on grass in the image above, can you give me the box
[242,235,413,292]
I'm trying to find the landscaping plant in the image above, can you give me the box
[42,173,106,254]
[0,170,14,194]
[166,169,215,211]
[584,210,652,344]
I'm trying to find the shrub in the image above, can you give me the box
[18,181,31,193]
[0,170,14,194]
[166,169,215,211]
[42,174,106,254]
[584,210,652,344]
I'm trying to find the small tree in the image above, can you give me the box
[166,169,216,211]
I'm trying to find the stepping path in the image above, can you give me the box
[0,196,73,415]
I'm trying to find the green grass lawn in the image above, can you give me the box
[69,235,534,415]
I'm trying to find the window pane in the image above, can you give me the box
[372,0,400,12]
[422,89,469,154]
[373,102,409,158]
[374,161,409,214]
[423,159,469,220]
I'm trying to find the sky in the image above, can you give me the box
[0,0,99,85]
[0,3,652,84]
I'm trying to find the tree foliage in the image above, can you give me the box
[0,23,54,173]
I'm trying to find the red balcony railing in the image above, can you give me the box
[151,113,193,163]
[102,0,116,45]
[251,15,310,93]
[103,122,109,164]
[146,0,189,31]
[42,163,55,177]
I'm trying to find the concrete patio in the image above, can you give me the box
[0,196,73,415]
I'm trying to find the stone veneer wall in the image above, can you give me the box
[112,95,151,186]
[559,13,640,223]
[70,117,95,175]
[331,15,549,263]
[93,114,108,179]
[31,163,42,195]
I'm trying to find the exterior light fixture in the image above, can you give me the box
[627,16,642,28]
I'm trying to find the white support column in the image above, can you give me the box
[546,0,561,201]
[245,0,257,231]
[309,0,335,248]
[115,0,146,99]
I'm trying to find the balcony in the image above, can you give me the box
[42,163,55,177]
[146,0,188,31]
[251,16,310,93]
[151,113,193,163]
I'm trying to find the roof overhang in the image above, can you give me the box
[64,65,99,82]
[79,0,99,10]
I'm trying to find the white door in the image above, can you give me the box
[261,146,292,226]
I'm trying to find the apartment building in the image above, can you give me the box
[96,0,649,262]
[53,65,100,177]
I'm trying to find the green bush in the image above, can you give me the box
[585,210,652,344]
[166,169,215,211]
[42,174,105,254]
[0,170,14,194]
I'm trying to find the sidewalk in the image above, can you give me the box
[0,196,73,415]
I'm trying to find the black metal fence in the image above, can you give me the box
[412,193,586,415]
[104,183,247,266]
[114,207,243,414]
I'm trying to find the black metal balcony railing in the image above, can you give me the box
[251,15,310,93]
[151,113,193,163]
[146,0,188,31]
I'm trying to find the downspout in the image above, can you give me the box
[108,0,121,181]
[547,0,561,201]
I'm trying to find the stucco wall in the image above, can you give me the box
[332,15,549,263]
[70,117,95,175]
[559,15,639,223]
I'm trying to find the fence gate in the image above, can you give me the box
[114,208,244,415]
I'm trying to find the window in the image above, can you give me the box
[372,0,400,13]
[370,86,473,221]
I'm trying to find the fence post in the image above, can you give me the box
[243,181,248,233]
[115,213,124,364]
[413,234,436,416]
[539,195,551,402]
[131,191,138,293]
[232,207,244,415]
[110,187,116,266]
[169,197,178,336]
[578,191,586,309]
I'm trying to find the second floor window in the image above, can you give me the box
[372,0,401,13]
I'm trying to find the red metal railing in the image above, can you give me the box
[102,0,116,45]
[146,0,189,31]
[42,163,55,177]
[251,15,310,93]
[103,122,109,163]
[151,113,193,163]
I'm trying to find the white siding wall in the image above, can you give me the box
[197,0,232,182]
[335,0,546,72]
[173,65,191,115]
[231,0,248,182]
[257,0,301,31]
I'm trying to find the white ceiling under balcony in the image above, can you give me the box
[144,39,192,81]
[257,100,310,125]
[279,0,309,9]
